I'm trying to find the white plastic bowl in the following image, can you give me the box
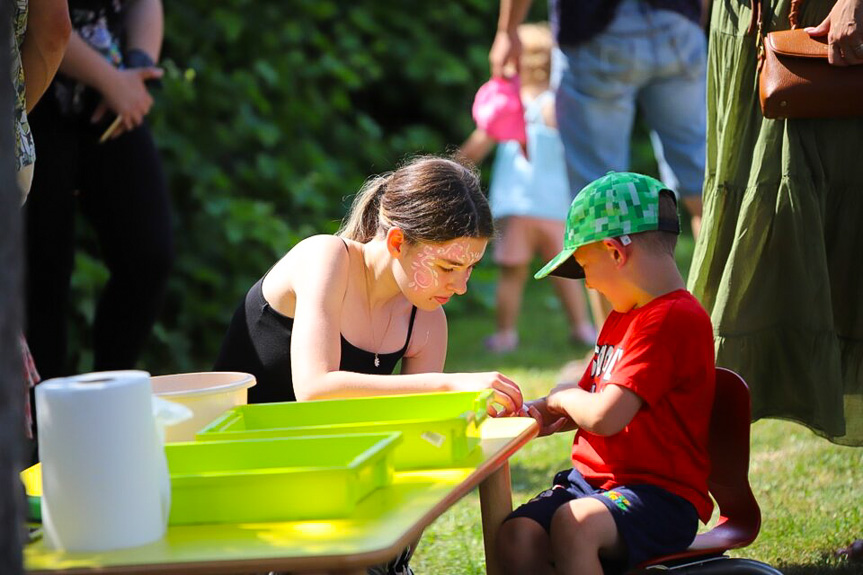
[150,372,256,442]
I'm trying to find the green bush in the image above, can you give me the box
[68,0,530,373]
[66,1,662,375]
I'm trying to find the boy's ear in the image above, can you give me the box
[385,228,407,257]
[601,237,630,268]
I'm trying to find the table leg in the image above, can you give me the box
[478,461,513,575]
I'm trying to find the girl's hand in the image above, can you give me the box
[91,66,163,135]
[453,371,523,416]
[805,0,863,65]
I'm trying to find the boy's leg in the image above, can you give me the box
[550,498,624,575]
[496,518,554,575]
[498,469,597,574]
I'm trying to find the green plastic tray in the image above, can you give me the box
[196,390,492,470]
[166,432,401,524]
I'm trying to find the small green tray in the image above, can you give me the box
[196,390,492,470]
[166,432,401,524]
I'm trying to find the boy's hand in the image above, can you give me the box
[524,398,569,436]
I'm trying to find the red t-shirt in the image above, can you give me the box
[572,289,715,522]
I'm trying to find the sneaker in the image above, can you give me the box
[484,331,518,354]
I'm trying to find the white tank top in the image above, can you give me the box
[488,91,572,221]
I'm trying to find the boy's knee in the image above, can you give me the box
[549,499,621,559]
[496,518,549,574]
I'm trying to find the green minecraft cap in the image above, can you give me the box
[534,172,679,280]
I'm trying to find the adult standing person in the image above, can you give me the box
[687,0,863,446]
[10,0,70,456]
[24,0,173,380]
[490,0,708,325]
[12,0,71,199]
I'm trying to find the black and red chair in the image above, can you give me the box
[628,368,783,574]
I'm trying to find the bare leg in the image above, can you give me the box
[681,196,702,240]
[486,264,527,353]
[550,277,596,345]
[496,518,555,575]
[549,498,624,575]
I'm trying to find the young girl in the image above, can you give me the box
[214,155,523,415]
[460,22,597,354]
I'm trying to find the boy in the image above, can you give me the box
[499,172,715,575]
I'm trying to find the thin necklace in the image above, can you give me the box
[363,253,395,368]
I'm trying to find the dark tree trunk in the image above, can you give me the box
[1,0,27,570]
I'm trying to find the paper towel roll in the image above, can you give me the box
[36,370,170,552]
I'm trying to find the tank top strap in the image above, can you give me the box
[399,306,419,352]
[523,90,554,125]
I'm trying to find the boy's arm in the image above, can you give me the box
[547,382,643,436]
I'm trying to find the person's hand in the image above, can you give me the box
[453,371,523,416]
[92,66,164,137]
[489,29,521,78]
[805,0,863,65]
[523,399,569,436]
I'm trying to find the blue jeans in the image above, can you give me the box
[551,0,706,198]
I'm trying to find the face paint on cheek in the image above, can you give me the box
[408,246,438,290]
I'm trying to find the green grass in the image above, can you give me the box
[411,236,862,574]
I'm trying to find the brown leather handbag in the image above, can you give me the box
[758,0,863,119]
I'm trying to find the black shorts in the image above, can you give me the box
[506,469,699,571]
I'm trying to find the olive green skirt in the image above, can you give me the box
[688,0,863,445]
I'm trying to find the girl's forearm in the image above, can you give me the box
[294,371,453,401]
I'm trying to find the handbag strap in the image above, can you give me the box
[753,0,804,69]
[751,0,804,35]
[789,0,803,29]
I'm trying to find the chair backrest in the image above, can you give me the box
[689,367,761,552]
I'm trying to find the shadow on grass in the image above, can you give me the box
[777,563,861,575]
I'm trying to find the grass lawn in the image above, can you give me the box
[411,229,862,574]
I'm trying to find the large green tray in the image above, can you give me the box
[196,390,492,470]
[166,432,401,524]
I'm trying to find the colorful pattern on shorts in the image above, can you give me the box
[601,489,632,511]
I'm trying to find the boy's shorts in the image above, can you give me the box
[506,468,698,571]
[493,216,566,267]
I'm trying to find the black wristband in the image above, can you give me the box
[124,48,155,69]
[124,49,161,89]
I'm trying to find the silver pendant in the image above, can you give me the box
[374,354,380,368]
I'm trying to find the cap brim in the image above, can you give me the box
[534,247,584,280]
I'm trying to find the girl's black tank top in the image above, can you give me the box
[213,240,418,403]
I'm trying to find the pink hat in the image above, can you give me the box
[471,76,526,144]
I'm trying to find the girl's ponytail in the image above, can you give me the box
[338,174,390,243]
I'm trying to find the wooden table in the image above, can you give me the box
[25,417,538,575]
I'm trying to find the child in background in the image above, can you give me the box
[501,172,716,575]
[460,22,596,354]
